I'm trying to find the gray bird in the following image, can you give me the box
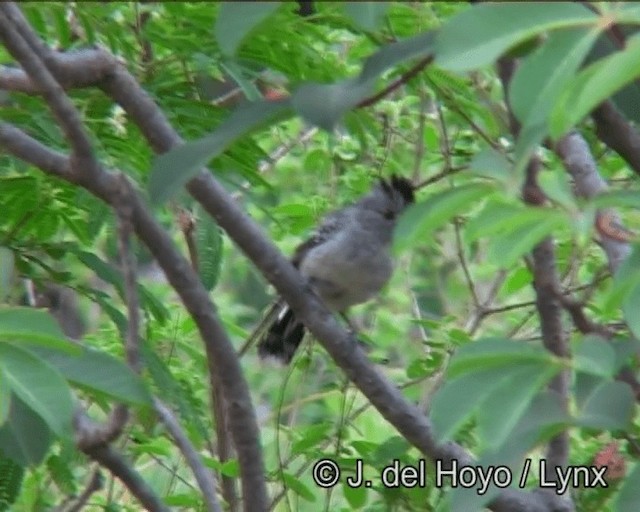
[255,175,414,363]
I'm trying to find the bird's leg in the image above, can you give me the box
[339,311,358,335]
[339,312,372,352]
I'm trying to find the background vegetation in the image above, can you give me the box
[1,2,640,511]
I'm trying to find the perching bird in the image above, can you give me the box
[254,175,414,364]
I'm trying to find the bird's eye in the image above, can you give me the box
[383,210,395,220]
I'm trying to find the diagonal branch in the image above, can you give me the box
[592,100,640,176]
[0,121,268,511]
[153,398,222,512]
[0,81,561,512]
[0,5,95,167]
[555,131,631,273]
[0,14,570,510]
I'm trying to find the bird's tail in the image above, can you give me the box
[238,300,305,364]
[257,304,305,364]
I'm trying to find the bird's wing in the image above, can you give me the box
[291,207,350,267]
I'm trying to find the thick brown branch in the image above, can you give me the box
[0,121,267,511]
[0,6,96,168]
[0,25,568,511]
[592,100,640,176]
[554,132,631,273]
[498,57,572,483]
[186,171,566,512]
[526,162,571,476]
[83,443,170,512]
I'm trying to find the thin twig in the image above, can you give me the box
[58,468,103,512]
[357,56,433,109]
[153,398,223,512]
[413,165,466,190]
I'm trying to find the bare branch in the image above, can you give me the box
[357,56,433,109]
[0,48,116,93]
[413,165,466,190]
[0,121,268,510]
[96,176,144,441]
[592,101,640,176]
[81,441,169,512]
[497,56,572,486]
[115,175,142,374]
[526,160,571,475]
[555,131,631,273]
[153,398,223,512]
[0,6,96,168]
[0,21,570,510]
[187,172,565,512]
[0,122,71,178]
[212,380,238,512]
[58,468,103,512]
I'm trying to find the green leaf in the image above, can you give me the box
[504,391,569,452]
[372,436,410,463]
[574,372,606,409]
[76,251,120,286]
[615,463,640,512]
[468,147,511,184]
[282,472,316,502]
[221,458,239,478]
[591,189,640,209]
[0,452,24,510]
[220,60,262,102]
[623,282,640,340]
[551,34,640,138]
[0,372,9,426]
[435,3,596,72]
[573,336,617,377]
[538,167,577,210]
[577,381,635,430]
[602,244,640,317]
[291,423,331,454]
[27,346,151,406]
[610,337,640,371]
[149,99,291,205]
[465,201,561,242]
[0,307,79,354]
[165,494,200,507]
[194,205,223,291]
[203,456,240,477]
[291,79,373,132]
[465,201,569,267]
[75,252,168,324]
[46,453,76,495]
[0,344,73,437]
[486,214,566,268]
[360,31,435,83]
[394,183,495,253]
[477,363,558,450]
[343,480,368,508]
[513,121,548,177]
[0,248,14,302]
[343,2,389,32]
[214,2,282,56]
[510,27,599,127]
[431,367,513,442]
[0,394,52,466]
[448,338,554,377]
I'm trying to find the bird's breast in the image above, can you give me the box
[299,235,393,311]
